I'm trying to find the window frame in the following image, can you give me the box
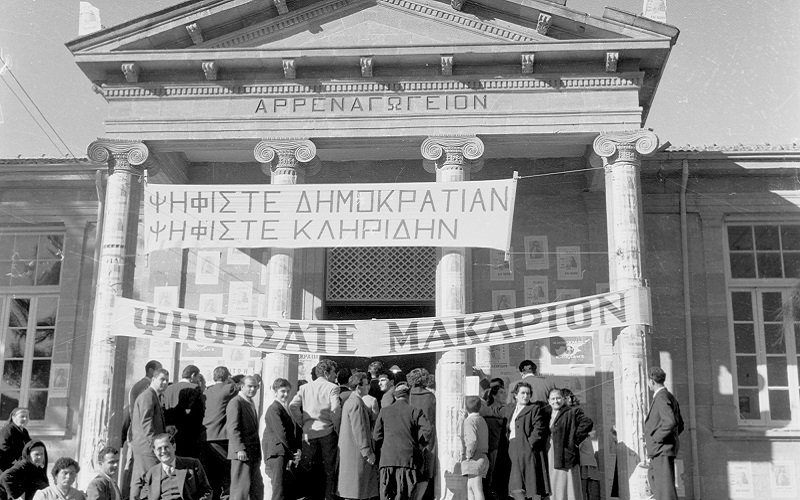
[724,222,800,427]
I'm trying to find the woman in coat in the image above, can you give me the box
[337,372,379,500]
[505,381,551,500]
[547,389,593,500]
[483,385,509,500]
[0,408,31,472]
[407,367,436,498]
[0,439,49,500]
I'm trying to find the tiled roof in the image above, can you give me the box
[665,144,800,153]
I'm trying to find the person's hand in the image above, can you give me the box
[237,451,248,461]
[472,366,487,378]
[366,452,376,465]
[294,450,302,461]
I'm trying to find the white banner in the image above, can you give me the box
[110,288,651,357]
[144,179,517,252]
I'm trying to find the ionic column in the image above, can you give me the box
[593,130,658,500]
[254,139,318,495]
[421,136,484,500]
[79,139,149,486]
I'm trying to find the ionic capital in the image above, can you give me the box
[87,139,149,175]
[254,139,320,178]
[592,130,659,166]
[421,136,484,173]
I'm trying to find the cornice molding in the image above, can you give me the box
[204,0,546,50]
[98,73,642,99]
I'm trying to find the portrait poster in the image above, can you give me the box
[770,461,796,498]
[198,294,223,315]
[492,290,516,310]
[523,275,549,305]
[727,462,754,499]
[227,247,251,266]
[524,235,549,270]
[490,249,514,281]
[557,246,582,280]
[555,288,581,301]
[49,364,70,398]
[195,250,220,285]
[153,286,178,308]
[227,281,253,316]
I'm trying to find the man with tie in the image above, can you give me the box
[201,366,238,500]
[263,378,301,500]
[227,376,263,500]
[131,368,170,500]
[136,433,212,500]
[87,446,123,500]
[644,366,684,500]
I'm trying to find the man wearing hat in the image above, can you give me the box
[373,383,432,500]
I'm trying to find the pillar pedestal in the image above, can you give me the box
[593,130,658,500]
[79,139,149,487]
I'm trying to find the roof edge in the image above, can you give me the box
[602,7,680,44]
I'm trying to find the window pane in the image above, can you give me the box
[0,263,11,287]
[762,292,784,322]
[35,298,58,327]
[730,254,756,278]
[782,253,800,278]
[757,253,783,278]
[29,360,50,389]
[780,225,800,250]
[27,391,47,420]
[8,299,29,327]
[37,235,63,260]
[0,392,20,420]
[13,235,39,261]
[736,355,759,387]
[734,323,756,353]
[731,292,753,321]
[1,361,23,391]
[728,226,753,250]
[764,323,786,353]
[35,260,61,286]
[0,235,15,260]
[738,389,760,419]
[755,226,781,250]
[33,329,54,358]
[769,390,792,420]
[766,357,788,386]
[3,329,26,358]
[9,265,35,286]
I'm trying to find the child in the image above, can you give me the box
[462,396,490,500]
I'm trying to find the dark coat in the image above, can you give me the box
[202,381,237,442]
[408,387,436,478]
[550,406,593,470]
[0,421,30,472]
[226,396,261,461]
[163,381,205,456]
[373,399,432,471]
[0,440,49,500]
[86,473,121,500]
[645,388,684,458]
[131,387,166,455]
[137,456,212,500]
[263,401,300,459]
[505,403,551,498]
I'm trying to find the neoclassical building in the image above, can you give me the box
[0,0,781,498]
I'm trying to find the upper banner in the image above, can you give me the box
[111,288,651,357]
[144,179,517,253]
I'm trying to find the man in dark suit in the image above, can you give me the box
[202,366,237,500]
[122,360,163,500]
[87,446,122,500]
[645,366,684,500]
[136,433,212,500]
[227,376,263,500]
[373,383,432,500]
[164,364,205,458]
[130,368,170,500]
[263,378,301,500]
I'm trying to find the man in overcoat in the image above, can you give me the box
[227,376,263,500]
[263,378,301,500]
[644,367,684,500]
[163,364,205,459]
[373,383,432,500]
[130,368,170,500]
[337,372,379,500]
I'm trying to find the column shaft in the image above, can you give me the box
[78,140,148,487]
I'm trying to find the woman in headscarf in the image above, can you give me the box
[32,457,86,500]
[0,439,49,500]
[0,408,31,472]
[547,389,593,500]
[505,381,551,500]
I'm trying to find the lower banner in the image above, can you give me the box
[111,288,651,357]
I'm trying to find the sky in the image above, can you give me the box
[0,0,798,157]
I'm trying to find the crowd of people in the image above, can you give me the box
[0,358,683,500]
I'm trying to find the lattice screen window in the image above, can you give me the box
[326,247,436,302]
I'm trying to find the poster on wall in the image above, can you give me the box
[228,282,253,316]
[490,249,514,281]
[491,290,516,310]
[770,461,797,498]
[298,354,320,382]
[153,286,179,308]
[198,294,223,314]
[557,246,582,280]
[548,336,594,366]
[727,462,754,499]
[49,364,70,398]
[524,236,548,270]
[195,251,220,285]
[227,248,251,266]
[523,276,548,305]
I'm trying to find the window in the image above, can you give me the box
[0,231,63,421]
[726,224,800,425]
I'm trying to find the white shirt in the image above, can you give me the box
[509,404,524,440]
